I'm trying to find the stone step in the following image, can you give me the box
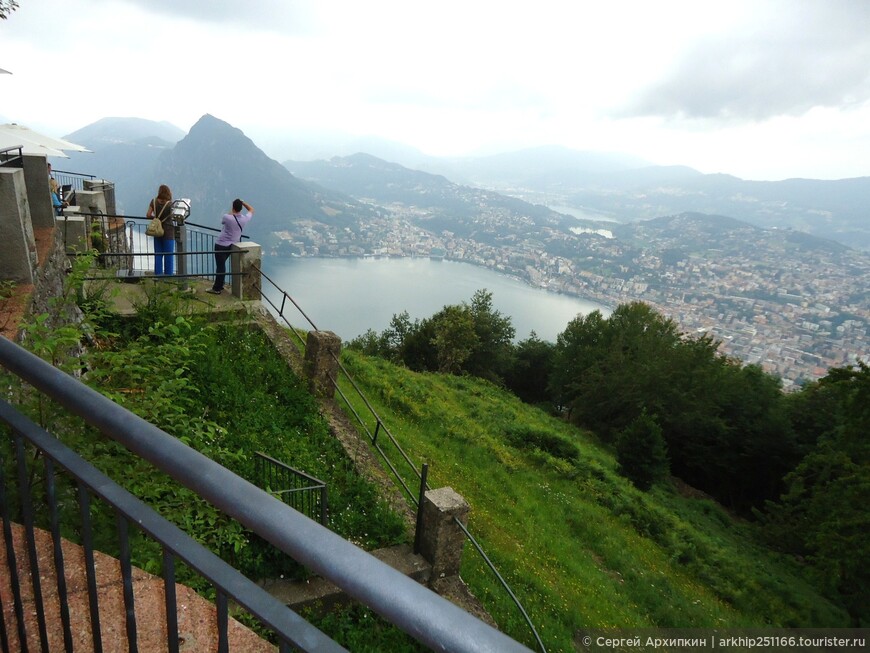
[259,544,431,613]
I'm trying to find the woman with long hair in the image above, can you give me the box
[146,184,176,275]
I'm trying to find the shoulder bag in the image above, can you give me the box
[146,199,169,237]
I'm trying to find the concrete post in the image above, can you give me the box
[230,241,262,300]
[84,179,116,216]
[418,487,470,580]
[75,189,108,219]
[56,213,88,255]
[0,167,37,283]
[22,154,55,230]
[304,330,342,399]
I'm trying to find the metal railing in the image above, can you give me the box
[0,336,531,653]
[255,452,328,526]
[52,169,97,204]
[71,211,249,283]
[254,262,547,653]
[0,397,343,653]
[0,145,24,167]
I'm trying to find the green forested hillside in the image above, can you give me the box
[338,349,850,651]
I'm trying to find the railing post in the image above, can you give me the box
[230,242,261,300]
[413,463,429,554]
[303,331,342,399]
[84,180,116,216]
[320,486,328,526]
[418,487,469,581]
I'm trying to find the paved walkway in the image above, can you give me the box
[0,522,275,652]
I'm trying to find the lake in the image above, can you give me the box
[259,256,610,342]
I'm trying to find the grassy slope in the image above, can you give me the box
[338,350,848,652]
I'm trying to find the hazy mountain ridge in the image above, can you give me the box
[562,171,870,249]
[285,152,848,258]
[65,117,186,146]
[286,152,571,236]
[62,116,375,240]
[58,116,870,250]
[609,211,849,259]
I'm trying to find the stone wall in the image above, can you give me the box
[27,225,83,336]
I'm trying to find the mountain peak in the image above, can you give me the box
[64,117,186,148]
[148,116,369,235]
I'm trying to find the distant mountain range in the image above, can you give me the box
[56,116,870,250]
[67,117,186,146]
[285,152,868,252]
[61,116,373,243]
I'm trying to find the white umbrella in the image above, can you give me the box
[0,131,69,158]
[0,123,91,153]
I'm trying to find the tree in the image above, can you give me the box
[548,309,608,414]
[463,289,515,382]
[550,301,798,512]
[504,332,554,404]
[550,302,684,439]
[349,289,516,383]
[615,411,669,490]
[763,363,870,625]
[0,1,19,20]
[431,304,477,374]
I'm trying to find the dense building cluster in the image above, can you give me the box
[272,205,868,389]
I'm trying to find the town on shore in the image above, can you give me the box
[273,204,868,390]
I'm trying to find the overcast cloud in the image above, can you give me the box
[624,2,870,121]
[2,0,869,180]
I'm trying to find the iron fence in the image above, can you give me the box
[0,146,24,167]
[51,168,96,194]
[254,262,547,653]
[70,211,249,284]
[0,336,531,653]
[254,452,328,526]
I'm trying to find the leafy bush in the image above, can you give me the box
[615,410,669,490]
[504,425,579,462]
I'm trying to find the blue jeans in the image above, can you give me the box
[213,244,232,291]
[154,237,175,275]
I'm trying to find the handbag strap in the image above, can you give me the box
[233,214,243,242]
[156,199,170,222]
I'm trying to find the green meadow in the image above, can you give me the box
[337,349,848,651]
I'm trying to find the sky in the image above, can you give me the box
[2,0,870,180]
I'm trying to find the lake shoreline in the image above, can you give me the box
[268,251,615,308]
[260,255,611,343]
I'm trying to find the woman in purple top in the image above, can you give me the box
[207,198,254,294]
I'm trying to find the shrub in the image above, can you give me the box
[504,425,579,462]
[615,411,669,491]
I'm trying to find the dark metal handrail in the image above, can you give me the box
[0,398,344,652]
[52,168,95,193]
[0,336,532,653]
[69,211,249,282]
[0,145,24,166]
[255,452,328,526]
[252,261,547,653]
[454,518,548,653]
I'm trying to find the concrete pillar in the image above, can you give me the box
[304,330,341,399]
[22,154,55,230]
[75,189,108,218]
[418,487,469,580]
[56,213,88,255]
[84,179,116,215]
[230,241,262,300]
[0,167,37,283]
